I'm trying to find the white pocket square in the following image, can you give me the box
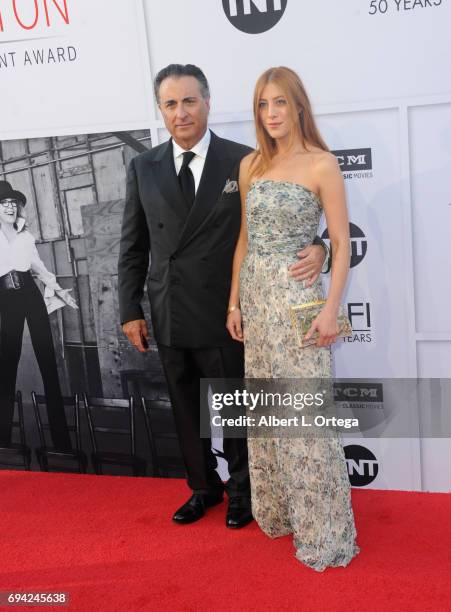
[222,179,239,194]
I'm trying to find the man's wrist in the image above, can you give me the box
[312,235,327,254]
[313,236,331,274]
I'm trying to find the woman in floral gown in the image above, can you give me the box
[226,67,359,571]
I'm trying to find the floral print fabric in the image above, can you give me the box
[240,180,359,571]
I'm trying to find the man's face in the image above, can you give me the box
[158,76,210,149]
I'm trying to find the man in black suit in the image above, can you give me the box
[118,64,327,528]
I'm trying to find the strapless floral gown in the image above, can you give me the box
[239,179,359,571]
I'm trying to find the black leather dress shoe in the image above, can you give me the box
[172,493,224,524]
[226,497,253,529]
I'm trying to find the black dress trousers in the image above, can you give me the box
[158,341,250,498]
[0,276,72,451]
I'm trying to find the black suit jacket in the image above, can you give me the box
[118,131,253,348]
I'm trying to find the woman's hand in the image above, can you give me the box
[226,307,244,342]
[305,305,339,347]
[56,288,78,310]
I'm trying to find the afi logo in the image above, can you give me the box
[333,148,373,172]
[347,303,371,332]
[344,445,379,486]
[223,0,288,34]
[342,301,373,343]
[321,222,368,269]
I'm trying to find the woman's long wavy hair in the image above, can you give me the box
[250,66,329,178]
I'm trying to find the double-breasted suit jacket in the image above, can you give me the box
[118,131,252,348]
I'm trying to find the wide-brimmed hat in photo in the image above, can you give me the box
[0,181,27,206]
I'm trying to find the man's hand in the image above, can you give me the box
[288,244,327,287]
[122,319,150,353]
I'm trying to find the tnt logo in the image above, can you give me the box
[322,222,368,269]
[349,223,368,268]
[223,0,288,34]
[344,445,379,487]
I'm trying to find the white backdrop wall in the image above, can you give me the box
[143,0,451,493]
[1,0,450,490]
[0,0,153,138]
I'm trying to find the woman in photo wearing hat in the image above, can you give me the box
[0,180,77,452]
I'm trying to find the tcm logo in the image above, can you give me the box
[223,0,288,34]
[334,382,383,403]
[321,222,367,269]
[344,445,379,487]
[333,148,373,180]
[333,148,372,171]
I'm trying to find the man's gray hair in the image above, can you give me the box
[154,64,210,102]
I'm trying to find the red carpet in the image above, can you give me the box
[0,471,450,612]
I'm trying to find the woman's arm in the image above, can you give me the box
[29,233,78,309]
[306,153,350,347]
[226,153,253,342]
[28,233,61,290]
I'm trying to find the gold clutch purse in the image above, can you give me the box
[289,299,352,348]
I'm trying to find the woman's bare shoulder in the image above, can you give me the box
[312,150,340,171]
[239,151,257,182]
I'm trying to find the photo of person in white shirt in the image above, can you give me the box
[0,180,78,452]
